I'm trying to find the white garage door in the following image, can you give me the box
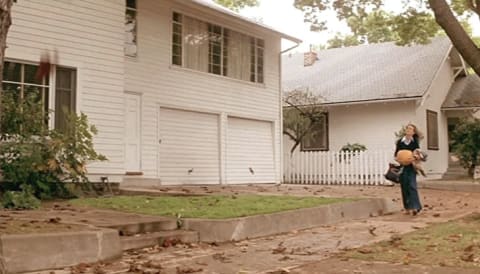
[227,117,276,183]
[158,108,220,185]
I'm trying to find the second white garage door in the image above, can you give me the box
[158,108,220,184]
[226,117,276,184]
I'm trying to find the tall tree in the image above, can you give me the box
[0,0,13,124]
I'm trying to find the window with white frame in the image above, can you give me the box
[54,67,76,132]
[426,110,439,150]
[301,113,329,151]
[125,0,137,57]
[3,61,50,114]
[172,12,264,83]
[2,61,76,133]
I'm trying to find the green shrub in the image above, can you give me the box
[0,89,107,202]
[2,185,41,210]
[451,118,480,177]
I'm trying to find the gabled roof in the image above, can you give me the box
[282,37,452,105]
[442,74,480,109]
[183,0,302,43]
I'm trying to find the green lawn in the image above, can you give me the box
[340,213,480,268]
[70,195,353,219]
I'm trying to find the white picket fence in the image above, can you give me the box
[283,150,393,185]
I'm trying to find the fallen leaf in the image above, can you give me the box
[464,244,476,252]
[272,246,287,254]
[357,248,374,254]
[461,253,475,262]
[279,256,291,261]
[368,226,377,236]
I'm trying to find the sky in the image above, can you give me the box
[237,0,480,52]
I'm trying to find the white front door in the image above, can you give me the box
[125,93,141,172]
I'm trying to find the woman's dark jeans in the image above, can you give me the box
[399,165,422,211]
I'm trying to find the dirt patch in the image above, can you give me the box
[0,213,91,234]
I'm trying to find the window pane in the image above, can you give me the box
[173,33,182,44]
[127,0,136,9]
[2,83,20,101]
[257,39,265,47]
[302,114,328,150]
[55,68,76,132]
[226,30,251,81]
[3,62,21,82]
[173,23,182,34]
[172,55,182,66]
[173,12,182,23]
[24,85,43,103]
[183,16,209,72]
[56,69,72,89]
[24,64,43,85]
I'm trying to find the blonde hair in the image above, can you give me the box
[406,123,424,142]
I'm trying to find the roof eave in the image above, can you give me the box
[441,106,480,111]
[320,96,422,107]
[185,0,302,43]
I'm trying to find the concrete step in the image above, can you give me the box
[103,220,178,236]
[120,230,199,251]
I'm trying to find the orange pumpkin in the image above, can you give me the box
[396,149,414,166]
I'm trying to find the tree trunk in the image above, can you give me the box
[428,0,480,76]
[0,0,13,129]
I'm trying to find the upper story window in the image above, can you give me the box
[172,12,264,84]
[125,0,137,57]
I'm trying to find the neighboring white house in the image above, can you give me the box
[282,37,474,179]
[4,0,300,185]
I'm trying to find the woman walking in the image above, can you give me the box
[395,123,423,216]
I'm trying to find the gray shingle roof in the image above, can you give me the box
[442,74,480,109]
[282,37,452,104]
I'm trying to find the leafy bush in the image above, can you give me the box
[0,90,107,202]
[2,185,41,210]
[451,118,480,177]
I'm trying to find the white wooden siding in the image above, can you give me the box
[158,108,220,185]
[415,56,454,176]
[328,101,417,151]
[7,0,125,178]
[226,117,275,183]
[126,0,283,182]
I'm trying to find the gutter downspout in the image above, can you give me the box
[279,40,301,184]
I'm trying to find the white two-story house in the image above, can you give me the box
[5,0,300,186]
